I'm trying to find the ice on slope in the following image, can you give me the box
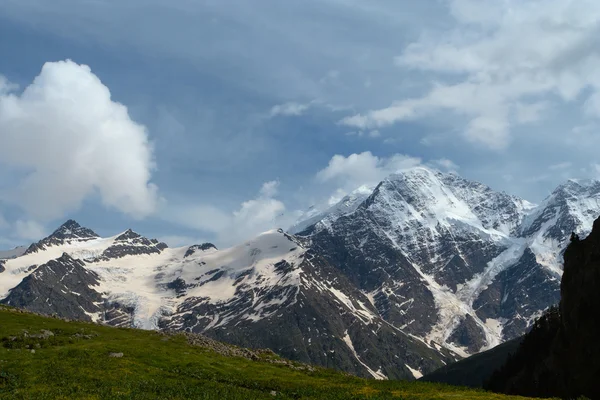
[2,229,307,330]
[522,179,600,276]
[342,330,388,380]
[405,364,423,379]
[90,229,306,329]
[298,166,543,354]
[0,235,118,298]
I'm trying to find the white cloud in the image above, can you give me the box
[0,76,18,94]
[164,180,295,246]
[14,220,45,241]
[270,102,310,117]
[232,181,287,239]
[0,60,158,221]
[259,180,279,198]
[316,152,422,204]
[430,158,460,172]
[340,0,600,150]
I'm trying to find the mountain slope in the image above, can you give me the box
[2,168,600,378]
[420,337,522,389]
[0,221,453,379]
[296,167,600,356]
[0,305,539,400]
[484,217,600,399]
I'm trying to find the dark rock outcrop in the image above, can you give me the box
[184,243,217,258]
[448,314,486,353]
[1,253,103,321]
[485,219,600,399]
[100,229,168,259]
[421,337,522,388]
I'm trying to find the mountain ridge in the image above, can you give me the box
[295,167,600,355]
[1,166,600,379]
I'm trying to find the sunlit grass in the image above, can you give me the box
[0,306,546,399]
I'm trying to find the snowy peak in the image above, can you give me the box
[51,219,99,240]
[24,220,100,255]
[553,178,600,196]
[379,167,533,233]
[363,167,491,234]
[436,172,535,236]
[114,229,142,241]
[521,178,600,240]
[100,229,168,259]
[295,166,575,355]
[292,166,535,240]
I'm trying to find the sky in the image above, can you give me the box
[1,0,600,249]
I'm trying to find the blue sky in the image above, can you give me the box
[1,0,600,249]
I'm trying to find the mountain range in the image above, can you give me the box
[1,166,599,380]
[424,215,600,399]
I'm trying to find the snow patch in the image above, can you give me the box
[342,331,387,380]
[405,364,423,379]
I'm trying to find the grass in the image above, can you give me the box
[0,306,544,399]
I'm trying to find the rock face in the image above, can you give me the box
[0,223,454,380]
[1,253,103,320]
[297,168,578,355]
[485,218,600,399]
[184,243,217,258]
[166,243,455,379]
[100,229,168,259]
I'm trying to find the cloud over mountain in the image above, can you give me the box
[0,60,158,220]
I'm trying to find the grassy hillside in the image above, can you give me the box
[0,306,541,400]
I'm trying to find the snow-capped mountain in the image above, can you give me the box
[0,220,453,380]
[2,167,599,377]
[289,185,375,234]
[296,167,600,356]
[0,246,26,260]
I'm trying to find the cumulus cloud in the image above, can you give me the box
[0,60,158,220]
[164,181,296,246]
[430,158,460,172]
[232,181,287,239]
[316,152,422,204]
[340,0,600,150]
